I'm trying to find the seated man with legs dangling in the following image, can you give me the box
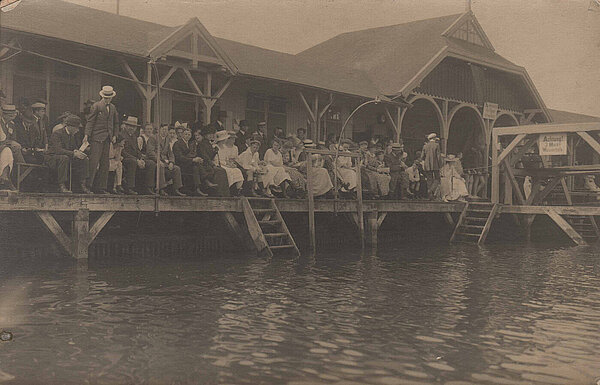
[44,115,90,193]
[146,123,185,196]
[173,127,209,196]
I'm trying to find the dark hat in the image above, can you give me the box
[64,115,81,127]
[239,119,248,127]
[200,125,214,136]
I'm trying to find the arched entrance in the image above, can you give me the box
[399,96,443,157]
[447,105,486,157]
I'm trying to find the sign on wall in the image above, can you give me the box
[539,133,567,155]
[483,102,499,120]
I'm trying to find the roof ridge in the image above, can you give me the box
[335,12,464,37]
[214,37,295,57]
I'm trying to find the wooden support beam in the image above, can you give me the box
[220,212,255,251]
[240,198,271,258]
[498,133,526,164]
[149,66,178,99]
[525,178,543,205]
[318,94,334,121]
[366,211,378,253]
[121,60,148,99]
[377,212,387,228]
[145,63,152,124]
[313,93,319,140]
[546,208,586,246]
[444,212,455,227]
[384,107,399,138]
[510,137,537,167]
[589,216,600,241]
[182,67,204,96]
[167,50,225,66]
[502,158,525,205]
[298,91,316,123]
[495,122,600,136]
[560,178,572,206]
[577,131,600,157]
[36,211,72,257]
[72,209,90,259]
[213,77,233,99]
[306,153,316,255]
[0,37,18,59]
[191,33,199,68]
[355,158,365,251]
[491,130,500,203]
[532,176,564,205]
[89,211,115,243]
[396,106,402,142]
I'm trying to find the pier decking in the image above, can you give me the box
[2,192,599,260]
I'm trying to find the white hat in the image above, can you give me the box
[31,102,46,109]
[445,154,458,162]
[427,133,437,140]
[99,85,116,98]
[123,116,140,127]
[215,130,230,143]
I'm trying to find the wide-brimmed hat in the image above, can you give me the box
[257,121,266,126]
[391,142,403,149]
[123,116,140,127]
[99,85,116,98]
[427,133,437,140]
[64,115,81,127]
[303,139,316,148]
[1,104,16,112]
[31,102,46,109]
[445,154,459,162]
[215,130,230,142]
[340,138,353,146]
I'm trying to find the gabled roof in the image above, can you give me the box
[297,11,551,120]
[548,109,600,124]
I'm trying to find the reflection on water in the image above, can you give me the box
[1,244,600,384]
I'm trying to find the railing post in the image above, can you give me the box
[491,130,499,203]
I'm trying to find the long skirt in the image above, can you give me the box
[263,165,291,187]
[335,167,357,190]
[309,167,333,197]
[284,166,306,191]
[222,166,244,187]
[0,146,14,175]
[440,175,469,201]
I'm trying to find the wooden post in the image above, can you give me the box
[306,151,316,255]
[221,212,256,252]
[145,63,152,124]
[72,209,90,259]
[546,208,586,246]
[366,210,378,253]
[491,130,499,203]
[355,158,364,251]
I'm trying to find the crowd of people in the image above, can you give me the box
[0,85,474,202]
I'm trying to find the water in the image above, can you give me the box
[1,244,600,384]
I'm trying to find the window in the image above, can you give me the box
[451,20,485,47]
[245,93,287,137]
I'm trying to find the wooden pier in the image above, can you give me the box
[2,191,599,260]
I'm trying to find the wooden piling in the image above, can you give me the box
[73,209,90,259]
[355,158,364,251]
[306,152,316,255]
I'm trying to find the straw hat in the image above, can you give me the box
[391,142,403,150]
[444,154,459,162]
[215,130,230,142]
[123,116,140,127]
[31,102,46,109]
[99,85,116,98]
[427,133,437,140]
[303,139,316,148]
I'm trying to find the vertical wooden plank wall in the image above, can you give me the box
[79,69,101,107]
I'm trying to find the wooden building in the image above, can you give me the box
[2,0,556,151]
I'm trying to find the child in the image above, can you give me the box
[406,159,420,197]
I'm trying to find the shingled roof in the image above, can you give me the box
[548,109,600,124]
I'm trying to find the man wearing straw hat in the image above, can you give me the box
[84,86,119,194]
[421,132,442,200]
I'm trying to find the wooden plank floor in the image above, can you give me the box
[2,192,600,216]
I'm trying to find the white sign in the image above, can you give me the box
[539,133,567,155]
[483,102,499,120]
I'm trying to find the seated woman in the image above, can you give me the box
[334,139,357,193]
[263,139,292,198]
[215,130,244,195]
[108,137,125,194]
[366,149,391,199]
[238,139,265,196]
[0,146,15,191]
[440,154,469,202]
[296,140,333,198]
[281,140,306,197]
[361,142,381,198]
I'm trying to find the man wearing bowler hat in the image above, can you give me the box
[84,86,119,194]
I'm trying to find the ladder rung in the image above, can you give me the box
[465,217,487,222]
[253,208,275,213]
[264,232,287,238]
[269,244,294,250]
[461,224,484,230]
[468,208,492,213]
[457,233,480,237]
[259,220,281,225]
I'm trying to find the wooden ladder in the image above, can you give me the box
[564,215,600,243]
[241,197,300,258]
[450,202,499,245]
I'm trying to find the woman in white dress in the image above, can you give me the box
[263,139,291,197]
[439,154,469,202]
[334,139,357,192]
[215,130,244,195]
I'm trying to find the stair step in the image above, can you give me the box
[457,233,480,238]
[253,208,275,213]
[264,232,288,238]
[468,208,493,213]
[259,220,281,225]
[461,224,484,230]
[269,244,295,250]
[464,217,488,222]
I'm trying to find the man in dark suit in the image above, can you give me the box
[234,119,249,154]
[252,121,268,159]
[194,126,229,196]
[120,116,156,195]
[173,127,208,196]
[147,123,185,196]
[84,86,119,194]
[45,115,90,194]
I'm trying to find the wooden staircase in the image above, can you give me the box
[564,215,600,243]
[450,202,499,245]
[241,197,300,258]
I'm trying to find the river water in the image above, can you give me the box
[1,243,600,385]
